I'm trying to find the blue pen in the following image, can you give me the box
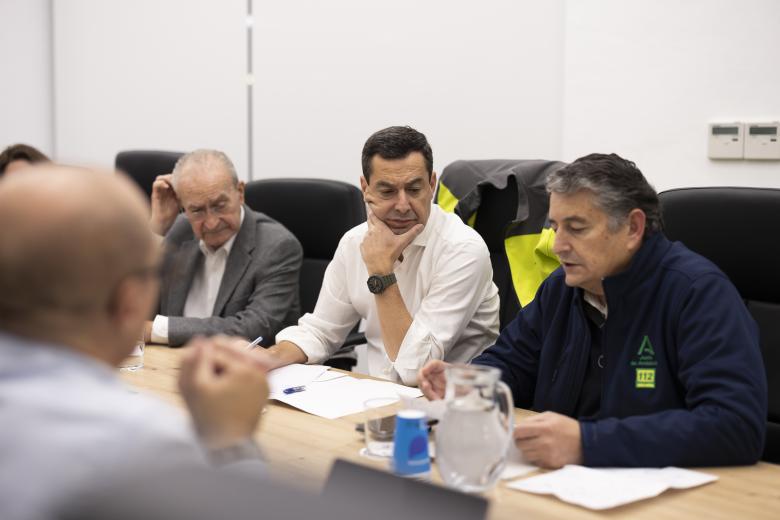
[283,385,306,395]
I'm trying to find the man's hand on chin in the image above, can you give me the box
[360,209,423,274]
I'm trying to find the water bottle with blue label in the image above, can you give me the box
[392,409,430,479]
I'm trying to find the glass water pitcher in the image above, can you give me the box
[435,364,514,493]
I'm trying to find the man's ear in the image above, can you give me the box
[107,278,133,324]
[626,208,647,250]
[429,171,437,191]
[360,175,368,195]
[107,277,149,333]
[237,180,245,204]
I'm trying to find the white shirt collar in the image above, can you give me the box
[198,206,245,257]
[583,290,609,319]
[408,202,440,248]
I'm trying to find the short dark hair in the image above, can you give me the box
[546,153,662,237]
[361,126,433,181]
[0,143,50,175]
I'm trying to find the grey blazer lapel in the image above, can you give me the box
[212,207,256,316]
[166,240,202,316]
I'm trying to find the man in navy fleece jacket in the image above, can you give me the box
[419,153,767,469]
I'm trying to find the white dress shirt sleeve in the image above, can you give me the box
[151,315,170,344]
[275,235,362,364]
[391,240,494,385]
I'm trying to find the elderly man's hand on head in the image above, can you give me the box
[514,411,583,469]
[418,360,450,400]
[178,335,269,450]
[150,173,180,236]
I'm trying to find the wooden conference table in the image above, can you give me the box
[120,346,780,520]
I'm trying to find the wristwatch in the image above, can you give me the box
[367,273,397,294]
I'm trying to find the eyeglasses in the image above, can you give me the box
[184,200,234,221]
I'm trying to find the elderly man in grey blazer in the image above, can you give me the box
[144,149,302,347]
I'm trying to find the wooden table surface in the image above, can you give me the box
[121,346,780,519]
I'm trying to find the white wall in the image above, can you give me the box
[8,0,776,188]
[253,0,564,185]
[0,0,53,156]
[562,0,780,191]
[52,0,248,176]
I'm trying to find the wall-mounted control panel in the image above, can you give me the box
[744,122,780,160]
[708,123,743,159]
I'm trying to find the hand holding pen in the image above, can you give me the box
[244,335,264,351]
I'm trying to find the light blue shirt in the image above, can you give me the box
[0,333,204,520]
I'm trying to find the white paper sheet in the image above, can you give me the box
[313,370,349,383]
[507,465,717,510]
[500,444,538,480]
[267,364,329,399]
[273,375,422,419]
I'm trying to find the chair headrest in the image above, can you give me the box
[115,150,184,199]
[659,187,780,303]
[244,178,366,259]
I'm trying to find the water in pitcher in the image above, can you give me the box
[436,397,508,493]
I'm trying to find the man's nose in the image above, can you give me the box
[394,190,411,213]
[551,231,568,256]
[203,211,219,231]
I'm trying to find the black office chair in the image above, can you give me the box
[659,187,780,464]
[244,178,367,370]
[115,150,184,199]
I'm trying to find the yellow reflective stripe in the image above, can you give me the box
[436,182,459,213]
[505,228,560,307]
[466,212,477,228]
[436,181,477,228]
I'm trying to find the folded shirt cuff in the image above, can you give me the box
[275,326,329,365]
[392,319,439,372]
[151,315,170,344]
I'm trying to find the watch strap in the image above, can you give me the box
[377,273,396,288]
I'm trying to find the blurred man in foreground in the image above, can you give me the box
[0,166,269,520]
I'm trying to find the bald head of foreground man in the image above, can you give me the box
[0,166,157,364]
[0,166,272,520]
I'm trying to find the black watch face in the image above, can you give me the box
[367,275,383,294]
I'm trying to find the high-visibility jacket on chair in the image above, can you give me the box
[435,159,564,327]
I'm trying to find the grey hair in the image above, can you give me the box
[546,153,662,237]
[171,149,239,189]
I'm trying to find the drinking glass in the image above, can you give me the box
[363,397,397,458]
[119,340,144,371]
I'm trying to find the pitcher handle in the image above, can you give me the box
[496,380,515,450]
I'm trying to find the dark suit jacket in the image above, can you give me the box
[159,205,302,347]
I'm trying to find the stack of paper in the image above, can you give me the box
[507,465,717,510]
[268,364,422,419]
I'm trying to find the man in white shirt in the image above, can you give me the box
[255,126,500,385]
[145,149,302,347]
[0,166,269,520]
